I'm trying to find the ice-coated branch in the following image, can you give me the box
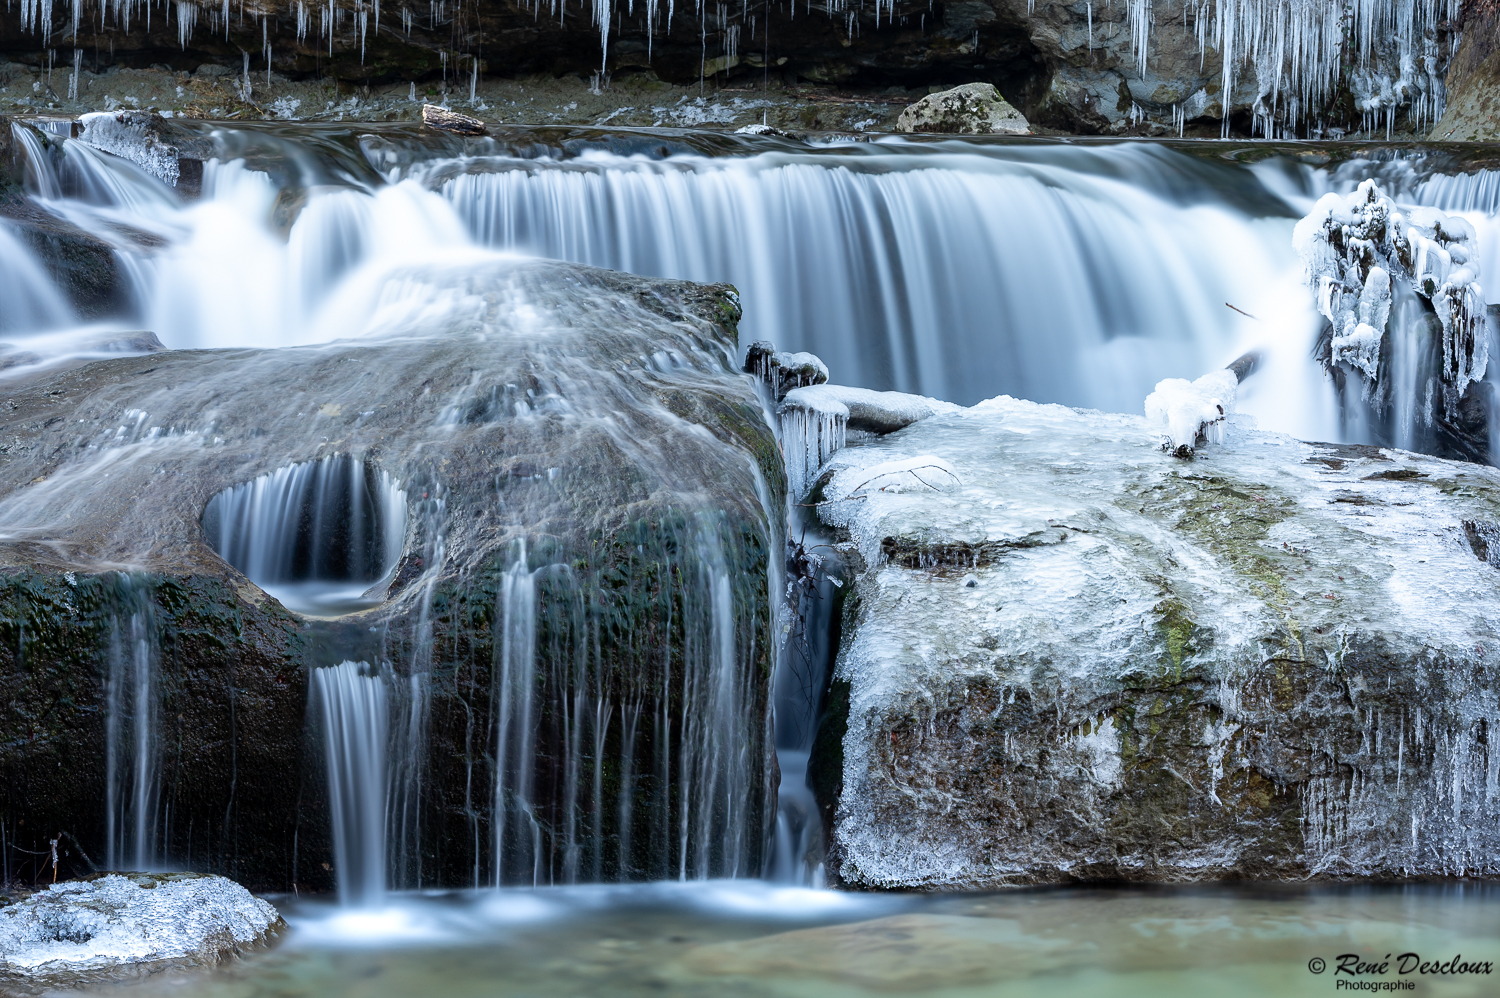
[1145,369,1239,458]
[1294,178,1489,404]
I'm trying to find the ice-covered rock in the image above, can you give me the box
[733,123,789,137]
[810,394,1500,888]
[743,340,829,399]
[1294,179,1489,405]
[0,873,282,981]
[895,84,1031,136]
[77,111,209,189]
[777,385,960,499]
[1144,368,1237,457]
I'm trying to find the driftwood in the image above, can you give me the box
[422,103,486,136]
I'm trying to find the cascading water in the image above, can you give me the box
[313,660,389,906]
[203,454,407,615]
[10,118,1500,902]
[492,544,541,886]
[424,144,1313,416]
[103,576,158,872]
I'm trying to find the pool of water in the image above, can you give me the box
[75,882,1500,997]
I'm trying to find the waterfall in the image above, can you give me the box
[487,518,760,886]
[16,122,1500,895]
[428,144,1304,413]
[313,660,389,907]
[103,577,158,872]
[492,545,540,886]
[678,517,752,880]
[7,130,1316,425]
[0,224,74,336]
[203,455,407,615]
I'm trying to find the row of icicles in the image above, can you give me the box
[12,0,1457,135]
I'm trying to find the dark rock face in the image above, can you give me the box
[0,1,1049,98]
[811,395,1500,888]
[0,260,781,892]
[1432,6,1500,141]
[0,1,1458,135]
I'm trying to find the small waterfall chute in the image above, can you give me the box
[313,660,389,907]
[103,575,159,872]
[203,454,408,615]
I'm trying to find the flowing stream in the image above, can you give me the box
[6,122,1500,905]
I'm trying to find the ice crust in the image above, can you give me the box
[77,112,183,187]
[1294,179,1488,403]
[0,872,282,977]
[817,394,1500,889]
[778,386,960,499]
[1144,368,1238,456]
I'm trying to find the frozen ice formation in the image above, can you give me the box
[742,340,829,400]
[77,112,193,188]
[1082,0,1452,136]
[812,393,1500,888]
[777,384,960,500]
[1294,178,1488,404]
[1144,368,1238,457]
[0,872,283,979]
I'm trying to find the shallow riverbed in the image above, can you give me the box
[68,882,1500,998]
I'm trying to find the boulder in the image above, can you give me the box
[811,395,1500,888]
[0,872,281,984]
[895,83,1031,135]
[0,259,781,890]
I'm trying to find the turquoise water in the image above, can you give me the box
[77,882,1500,997]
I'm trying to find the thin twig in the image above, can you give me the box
[1225,302,1260,321]
[847,463,960,498]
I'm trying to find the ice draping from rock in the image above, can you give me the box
[1294,178,1489,406]
[776,385,960,499]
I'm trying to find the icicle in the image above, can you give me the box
[175,0,196,48]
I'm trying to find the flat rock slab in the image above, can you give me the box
[813,396,1500,888]
[0,872,282,983]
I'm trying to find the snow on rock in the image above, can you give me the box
[0,872,283,980]
[777,385,960,499]
[812,393,1500,889]
[1293,179,1489,404]
[1144,368,1238,457]
[742,340,829,400]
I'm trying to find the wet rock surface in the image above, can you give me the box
[0,115,128,318]
[812,396,1500,888]
[0,259,780,890]
[0,872,282,985]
